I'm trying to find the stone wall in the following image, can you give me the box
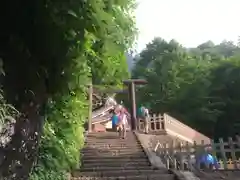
[134,132,201,180]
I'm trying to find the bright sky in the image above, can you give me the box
[135,0,240,52]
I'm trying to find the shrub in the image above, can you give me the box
[30,92,88,180]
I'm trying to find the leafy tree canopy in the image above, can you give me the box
[132,38,240,140]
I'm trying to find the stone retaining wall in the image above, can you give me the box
[134,132,200,180]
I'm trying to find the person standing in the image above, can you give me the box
[118,109,128,139]
[111,109,119,132]
[137,105,150,134]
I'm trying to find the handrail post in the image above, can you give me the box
[130,82,137,130]
[163,113,167,130]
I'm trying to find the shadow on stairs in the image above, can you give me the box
[71,131,177,180]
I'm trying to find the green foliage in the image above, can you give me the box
[30,92,88,180]
[189,40,240,58]
[25,0,137,179]
[0,60,18,125]
[0,90,18,125]
[29,167,67,180]
[133,38,240,139]
[0,0,136,178]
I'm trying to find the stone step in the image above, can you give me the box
[84,144,141,148]
[82,149,145,154]
[83,146,142,150]
[85,141,139,144]
[71,173,174,180]
[86,138,138,140]
[84,142,141,146]
[86,136,138,139]
[86,133,136,137]
[81,161,150,168]
[72,169,170,177]
[197,171,231,179]
[82,144,142,149]
[86,137,138,139]
[80,165,153,172]
[86,139,139,141]
[81,158,149,163]
[81,148,144,153]
[85,137,139,141]
[81,151,145,156]
[81,153,147,158]
[86,138,139,140]
[81,150,144,154]
[81,156,148,161]
[86,136,139,139]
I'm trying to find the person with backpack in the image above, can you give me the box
[137,104,150,134]
[111,109,119,132]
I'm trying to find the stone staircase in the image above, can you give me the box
[71,131,175,180]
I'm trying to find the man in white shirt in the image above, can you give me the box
[143,107,149,134]
[118,109,128,139]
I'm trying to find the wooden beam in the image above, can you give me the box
[123,79,147,85]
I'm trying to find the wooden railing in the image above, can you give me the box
[138,113,210,144]
[154,135,240,171]
[138,114,165,133]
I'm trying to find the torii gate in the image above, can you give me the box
[87,79,147,132]
[123,79,147,131]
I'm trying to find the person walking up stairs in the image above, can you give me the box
[118,108,128,139]
[71,131,175,180]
